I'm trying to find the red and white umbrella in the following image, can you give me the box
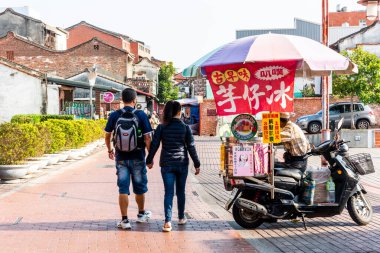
[182,33,357,77]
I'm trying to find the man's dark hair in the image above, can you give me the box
[122,88,137,103]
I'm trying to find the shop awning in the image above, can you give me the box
[46,77,121,92]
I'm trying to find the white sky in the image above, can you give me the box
[1,0,366,71]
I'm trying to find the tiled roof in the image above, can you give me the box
[0,31,132,56]
[66,21,131,41]
[0,56,45,78]
[174,72,187,81]
[329,11,377,27]
[134,57,161,68]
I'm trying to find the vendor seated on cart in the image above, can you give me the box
[275,112,310,172]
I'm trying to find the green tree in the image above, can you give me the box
[157,62,179,104]
[333,47,380,128]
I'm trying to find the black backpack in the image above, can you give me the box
[113,108,143,152]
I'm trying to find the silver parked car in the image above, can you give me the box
[296,102,377,134]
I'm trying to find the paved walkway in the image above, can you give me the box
[193,136,380,253]
[0,148,258,253]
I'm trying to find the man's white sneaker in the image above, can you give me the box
[178,217,187,225]
[117,219,132,230]
[136,210,152,223]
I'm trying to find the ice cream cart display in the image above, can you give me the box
[181,34,375,229]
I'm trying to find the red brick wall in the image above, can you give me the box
[0,33,128,80]
[199,99,218,136]
[130,41,139,63]
[291,97,362,121]
[67,25,123,49]
[188,97,380,135]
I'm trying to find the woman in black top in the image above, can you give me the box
[146,100,201,232]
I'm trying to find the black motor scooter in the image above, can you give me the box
[225,119,375,229]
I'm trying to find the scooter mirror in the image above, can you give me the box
[337,118,344,131]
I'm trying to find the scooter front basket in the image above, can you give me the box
[345,153,375,175]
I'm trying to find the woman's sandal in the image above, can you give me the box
[162,222,172,232]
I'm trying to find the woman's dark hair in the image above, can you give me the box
[163,100,182,125]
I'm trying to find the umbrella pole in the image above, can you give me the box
[269,142,275,199]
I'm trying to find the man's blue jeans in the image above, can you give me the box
[161,166,188,222]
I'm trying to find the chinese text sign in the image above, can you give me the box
[262,112,281,144]
[204,61,297,116]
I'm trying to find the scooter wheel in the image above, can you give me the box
[232,203,264,229]
[347,193,373,226]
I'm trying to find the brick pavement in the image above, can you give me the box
[193,136,380,253]
[0,147,258,253]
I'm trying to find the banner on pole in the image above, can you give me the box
[204,61,297,116]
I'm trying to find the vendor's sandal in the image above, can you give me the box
[162,222,172,232]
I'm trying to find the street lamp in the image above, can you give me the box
[87,66,97,119]
[358,0,380,20]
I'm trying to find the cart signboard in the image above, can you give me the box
[233,145,254,177]
[231,114,258,141]
[262,112,281,143]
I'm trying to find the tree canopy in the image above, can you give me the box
[333,47,380,104]
[157,62,179,104]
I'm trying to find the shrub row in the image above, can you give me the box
[11,114,75,124]
[0,119,106,165]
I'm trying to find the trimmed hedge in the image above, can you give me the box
[0,123,40,165]
[11,114,74,124]
[0,119,106,164]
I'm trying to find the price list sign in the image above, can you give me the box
[262,112,281,143]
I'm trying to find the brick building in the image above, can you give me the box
[65,21,159,94]
[66,21,152,64]
[0,32,132,81]
[66,21,130,51]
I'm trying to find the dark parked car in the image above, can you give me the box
[296,102,377,134]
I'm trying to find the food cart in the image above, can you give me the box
[182,33,357,199]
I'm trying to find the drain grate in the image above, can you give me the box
[192,191,199,196]
[208,212,219,219]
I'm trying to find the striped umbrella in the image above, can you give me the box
[182,33,357,77]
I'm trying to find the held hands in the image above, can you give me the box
[195,167,200,175]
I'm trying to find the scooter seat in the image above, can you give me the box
[275,169,303,180]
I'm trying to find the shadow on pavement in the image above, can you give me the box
[0,219,236,232]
